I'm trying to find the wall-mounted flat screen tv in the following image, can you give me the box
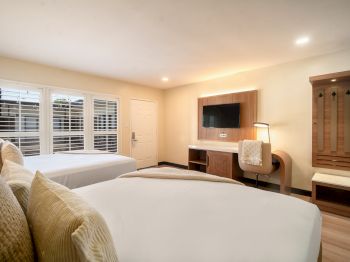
[203,103,240,128]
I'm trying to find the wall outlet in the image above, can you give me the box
[219,133,227,138]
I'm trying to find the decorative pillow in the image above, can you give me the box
[0,176,35,261]
[1,141,24,166]
[0,138,4,171]
[1,160,34,213]
[27,172,118,262]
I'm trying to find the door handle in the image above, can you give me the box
[131,132,138,142]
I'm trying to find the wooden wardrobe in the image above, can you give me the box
[310,70,350,171]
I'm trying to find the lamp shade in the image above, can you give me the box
[253,122,271,143]
[253,122,269,128]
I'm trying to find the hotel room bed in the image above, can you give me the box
[74,167,322,262]
[24,152,137,189]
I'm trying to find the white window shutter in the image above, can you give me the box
[51,94,85,152]
[0,87,41,156]
[93,99,118,152]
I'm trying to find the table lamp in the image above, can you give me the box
[253,122,270,143]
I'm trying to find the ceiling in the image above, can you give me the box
[1,0,350,88]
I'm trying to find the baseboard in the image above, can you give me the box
[158,161,311,197]
[240,177,311,196]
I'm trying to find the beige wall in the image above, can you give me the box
[2,48,350,191]
[0,56,165,161]
[164,49,350,190]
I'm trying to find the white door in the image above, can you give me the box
[130,99,157,169]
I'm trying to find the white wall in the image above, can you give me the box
[0,56,165,161]
[164,49,350,190]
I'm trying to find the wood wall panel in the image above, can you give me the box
[311,71,350,171]
[198,90,257,142]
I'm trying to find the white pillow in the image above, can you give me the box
[1,141,24,166]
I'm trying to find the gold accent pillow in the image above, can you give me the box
[1,160,34,213]
[1,141,24,166]
[0,138,4,170]
[0,176,35,261]
[27,172,118,262]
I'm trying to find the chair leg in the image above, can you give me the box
[256,174,259,188]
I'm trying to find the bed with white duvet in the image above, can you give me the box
[24,151,137,189]
[74,167,322,262]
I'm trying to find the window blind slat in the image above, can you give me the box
[0,87,41,156]
[52,93,85,153]
[93,98,118,152]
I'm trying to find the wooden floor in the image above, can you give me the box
[158,166,350,261]
[290,194,350,262]
[247,180,350,261]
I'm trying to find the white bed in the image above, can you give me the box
[74,167,322,262]
[24,152,137,189]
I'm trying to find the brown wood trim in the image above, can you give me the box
[312,73,350,171]
[198,90,257,142]
[310,70,350,84]
[312,180,350,217]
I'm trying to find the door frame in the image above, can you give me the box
[129,98,158,167]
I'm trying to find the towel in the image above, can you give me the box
[240,140,263,166]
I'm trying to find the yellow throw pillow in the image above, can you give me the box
[1,141,24,166]
[0,176,35,261]
[1,160,34,213]
[0,138,4,170]
[27,172,118,262]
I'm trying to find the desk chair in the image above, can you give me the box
[238,141,276,188]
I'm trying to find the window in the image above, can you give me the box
[0,80,120,155]
[93,98,118,152]
[0,87,41,156]
[51,93,85,152]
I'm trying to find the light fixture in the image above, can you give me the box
[331,79,337,82]
[161,77,169,82]
[295,36,310,46]
[253,122,271,143]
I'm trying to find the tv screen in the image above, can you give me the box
[203,103,240,128]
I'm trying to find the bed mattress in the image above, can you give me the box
[74,167,322,262]
[24,153,137,189]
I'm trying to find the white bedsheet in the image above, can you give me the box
[74,168,322,262]
[24,153,136,189]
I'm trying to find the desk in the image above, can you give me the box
[188,144,292,195]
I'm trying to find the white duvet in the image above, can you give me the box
[24,153,136,188]
[74,168,321,262]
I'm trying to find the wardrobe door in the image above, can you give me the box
[312,80,350,170]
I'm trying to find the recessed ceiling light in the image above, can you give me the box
[295,36,310,46]
[161,77,169,82]
[331,79,337,82]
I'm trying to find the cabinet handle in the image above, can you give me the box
[207,155,210,169]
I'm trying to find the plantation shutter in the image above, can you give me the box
[51,93,85,152]
[93,98,118,152]
[0,87,41,156]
